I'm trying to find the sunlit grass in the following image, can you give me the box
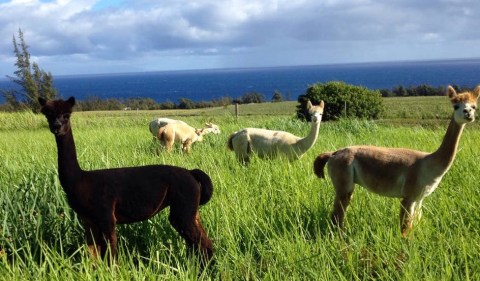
[1,98,480,280]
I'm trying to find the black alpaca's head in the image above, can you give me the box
[38,97,76,136]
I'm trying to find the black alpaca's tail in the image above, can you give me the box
[313,152,333,179]
[189,169,214,205]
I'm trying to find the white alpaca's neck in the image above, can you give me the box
[292,121,321,154]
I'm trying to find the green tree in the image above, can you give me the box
[271,91,283,102]
[236,91,265,104]
[2,29,57,112]
[296,81,384,121]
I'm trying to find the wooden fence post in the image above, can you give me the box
[235,103,239,121]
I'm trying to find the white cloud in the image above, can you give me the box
[0,0,480,76]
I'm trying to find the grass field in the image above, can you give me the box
[1,96,479,280]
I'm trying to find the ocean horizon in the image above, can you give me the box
[1,58,480,103]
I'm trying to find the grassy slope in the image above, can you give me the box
[1,97,479,280]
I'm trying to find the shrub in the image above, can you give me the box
[234,92,265,104]
[296,81,384,121]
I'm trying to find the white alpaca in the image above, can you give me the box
[227,100,324,163]
[203,122,221,135]
[313,85,480,236]
[157,122,205,154]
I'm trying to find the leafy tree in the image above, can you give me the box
[2,29,57,112]
[178,98,196,109]
[237,91,265,104]
[271,91,283,102]
[392,85,407,97]
[296,81,384,121]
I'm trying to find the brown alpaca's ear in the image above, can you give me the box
[38,97,47,106]
[473,85,480,99]
[447,85,457,99]
[66,96,76,107]
[319,100,325,108]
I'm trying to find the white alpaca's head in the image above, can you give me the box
[205,123,221,134]
[307,100,325,123]
[448,85,480,124]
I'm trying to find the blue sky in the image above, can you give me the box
[1,0,479,77]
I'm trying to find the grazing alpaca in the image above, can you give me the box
[227,100,324,163]
[203,122,221,135]
[157,122,205,154]
[149,118,187,137]
[314,85,480,237]
[149,118,220,138]
[38,97,214,263]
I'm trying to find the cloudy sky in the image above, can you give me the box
[0,0,479,77]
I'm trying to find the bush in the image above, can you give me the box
[296,81,384,121]
[234,92,265,104]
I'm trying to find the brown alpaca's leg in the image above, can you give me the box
[169,205,213,262]
[329,165,354,229]
[331,191,353,229]
[400,198,416,237]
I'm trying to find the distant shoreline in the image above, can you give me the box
[1,58,479,104]
[1,57,479,80]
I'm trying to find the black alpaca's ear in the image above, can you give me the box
[66,96,76,107]
[38,97,47,106]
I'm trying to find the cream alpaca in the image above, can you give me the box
[314,85,480,236]
[227,100,324,163]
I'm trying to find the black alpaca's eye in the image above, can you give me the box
[64,114,70,120]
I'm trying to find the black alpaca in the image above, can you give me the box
[39,97,213,262]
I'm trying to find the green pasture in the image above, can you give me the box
[0,96,479,280]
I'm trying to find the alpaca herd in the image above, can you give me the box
[38,85,479,266]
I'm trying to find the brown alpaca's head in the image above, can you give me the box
[447,85,480,124]
[307,99,325,123]
[38,97,76,136]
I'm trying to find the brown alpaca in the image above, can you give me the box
[314,85,479,236]
[38,97,214,263]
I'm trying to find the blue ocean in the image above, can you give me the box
[1,59,479,103]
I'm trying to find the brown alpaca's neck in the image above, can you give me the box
[55,129,82,189]
[430,116,465,171]
[294,121,321,153]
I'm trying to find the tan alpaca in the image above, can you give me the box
[157,122,205,154]
[314,85,480,236]
[149,118,187,137]
[149,118,220,139]
[227,100,324,164]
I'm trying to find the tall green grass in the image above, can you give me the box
[1,100,479,280]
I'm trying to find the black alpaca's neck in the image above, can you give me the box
[55,128,82,190]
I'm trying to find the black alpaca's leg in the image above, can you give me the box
[97,213,118,262]
[169,204,213,263]
[83,219,103,259]
[84,215,118,262]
